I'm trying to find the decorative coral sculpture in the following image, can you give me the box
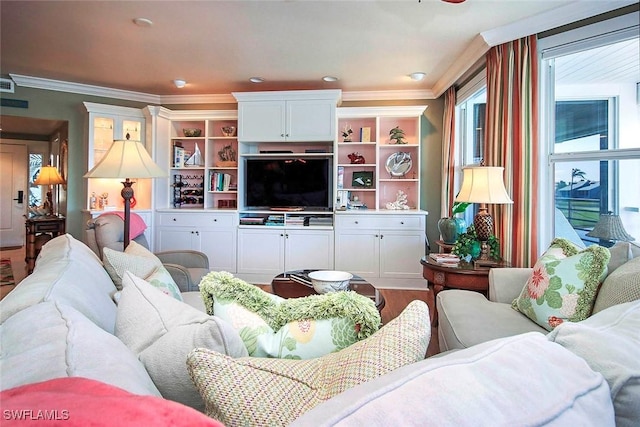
[389,126,408,144]
[386,190,410,210]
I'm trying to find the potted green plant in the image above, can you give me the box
[437,201,469,244]
[451,225,501,262]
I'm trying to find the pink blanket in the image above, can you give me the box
[0,377,223,426]
[100,212,147,240]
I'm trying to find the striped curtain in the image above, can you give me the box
[441,86,457,218]
[485,35,539,267]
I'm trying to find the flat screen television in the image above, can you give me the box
[244,158,332,210]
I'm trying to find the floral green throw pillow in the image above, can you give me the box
[199,271,381,359]
[187,300,430,426]
[512,238,610,331]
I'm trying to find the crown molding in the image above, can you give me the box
[9,74,161,104]
[159,93,236,105]
[342,89,435,102]
[9,74,436,105]
[480,0,637,48]
[432,34,489,98]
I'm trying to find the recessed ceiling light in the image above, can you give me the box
[322,76,338,82]
[173,79,186,88]
[409,72,426,81]
[249,77,265,83]
[133,17,153,27]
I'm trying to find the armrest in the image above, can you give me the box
[163,263,191,293]
[154,250,209,270]
[488,268,532,303]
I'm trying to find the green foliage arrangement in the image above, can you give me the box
[451,225,501,261]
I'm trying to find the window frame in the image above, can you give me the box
[538,11,640,252]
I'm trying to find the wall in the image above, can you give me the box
[1,86,149,237]
[2,87,445,248]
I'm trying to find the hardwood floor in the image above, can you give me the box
[2,245,440,356]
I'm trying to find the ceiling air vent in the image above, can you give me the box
[0,78,15,93]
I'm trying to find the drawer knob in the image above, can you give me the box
[401,221,404,224]
[354,221,359,224]
[172,218,176,221]
[213,218,217,222]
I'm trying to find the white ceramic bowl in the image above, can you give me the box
[308,270,353,294]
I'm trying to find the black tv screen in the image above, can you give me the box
[245,158,331,209]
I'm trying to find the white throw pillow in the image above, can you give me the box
[115,272,248,411]
[547,300,640,427]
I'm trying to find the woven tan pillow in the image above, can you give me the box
[593,256,640,314]
[187,300,430,426]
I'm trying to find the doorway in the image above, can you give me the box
[0,115,68,249]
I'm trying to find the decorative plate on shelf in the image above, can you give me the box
[385,152,412,177]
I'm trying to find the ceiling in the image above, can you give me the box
[1,0,634,102]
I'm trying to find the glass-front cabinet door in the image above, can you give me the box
[84,102,147,212]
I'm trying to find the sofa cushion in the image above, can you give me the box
[187,300,430,427]
[593,256,640,314]
[115,272,248,411]
[0,377,223,427]
[199,271,381,359]
[437,290,546,351]
[0,234,118,333]
[607,241,637,273]
[291,332,615,427]
[103,241,182,300]
[547,300,640,427]
[0,301,160,397]
[512,238,610,330]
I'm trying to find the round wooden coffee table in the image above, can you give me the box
[271,270,385,313]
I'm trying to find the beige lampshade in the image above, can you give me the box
[455,166,513,205]
[586,212,635,242]
[84,139,166,179]
[33,166,65,185]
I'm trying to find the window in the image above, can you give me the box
[455,73,486,225]
[541,13,640,249]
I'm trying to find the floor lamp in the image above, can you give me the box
[455,166,513,266]
[33,165,65,216]
[84,135,166,249]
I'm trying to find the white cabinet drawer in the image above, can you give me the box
[335,214,423,230]
[158,212,236,228]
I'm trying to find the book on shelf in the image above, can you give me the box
[173,146,185,168]
[210,172,233,191]
[360,127,371,143]
[337,166,344,189]
[429,253,461,264]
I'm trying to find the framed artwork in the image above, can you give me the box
[352,171,373,188]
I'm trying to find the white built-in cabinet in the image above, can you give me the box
[82,102,153,248]
[155,211,237,277]
[233,90,341,142]
[236,227,334,283]
[334,213,426,284]
[142,95,429,288]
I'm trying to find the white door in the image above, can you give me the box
[237,228,284,275]
[285,229,334,271]
[379,230,424,279]
[0,144,28,248]
[286,100,336,141]
[200,228,237,273]
[334,229,380,277]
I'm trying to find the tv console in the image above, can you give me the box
[150,95,429,289]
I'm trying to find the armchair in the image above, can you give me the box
[85,214,209,292]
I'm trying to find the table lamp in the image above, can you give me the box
[84,135,166,249]
[586,211,635,246]
[33,165,65,216]
[455,166,513,266]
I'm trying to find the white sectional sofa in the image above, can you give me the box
[1,234,638,426]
